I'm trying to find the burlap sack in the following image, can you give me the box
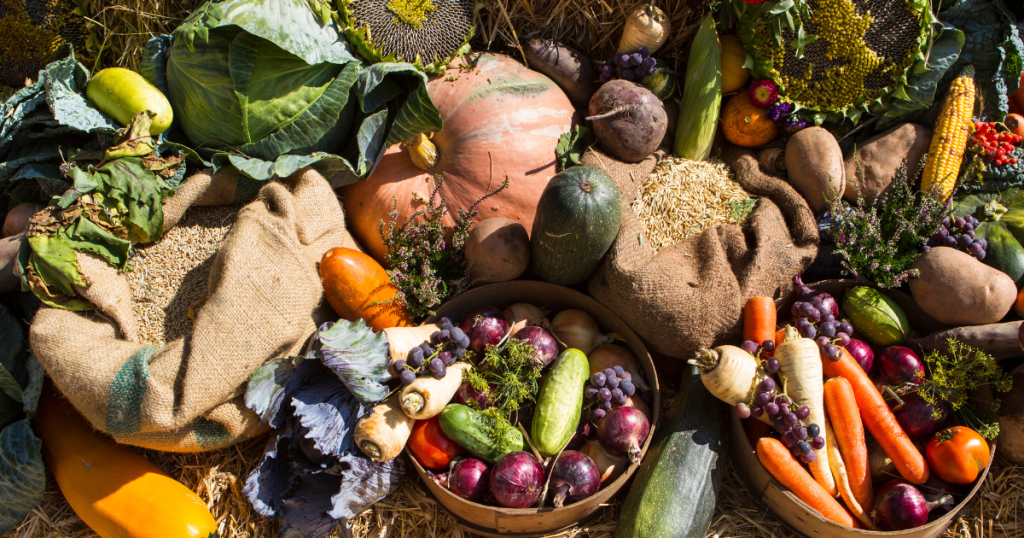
[30,168,361,452]
[587,142,820,361]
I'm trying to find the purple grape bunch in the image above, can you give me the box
[734,350,824,465]
[599,47,657,83]
[790,300,854,360]
[583,366,637,421]
[394,317,470,385]
[924,215,987,260]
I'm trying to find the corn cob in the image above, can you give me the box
[921,65,976,201]
[673,14,721,161]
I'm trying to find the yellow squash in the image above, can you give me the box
[34,384,219,538]
[86,68,174,135]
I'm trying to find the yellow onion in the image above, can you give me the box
[503,303,551,336]
[588,344,651,392]
[551,309,614,354]
[404,132,437,170]
[620,394,651,421]
[580,440,629,484]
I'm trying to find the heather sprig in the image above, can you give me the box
[379,173,509,319]
[826,158,952,288]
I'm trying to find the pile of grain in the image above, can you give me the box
[631,156,756,254]
[125,205,240,346]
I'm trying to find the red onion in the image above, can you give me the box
[549,451,601,507]
[919,474,962,513]
[871,479,951,531]
[892,392,948,441]
[489,451,545,508]
[845,338,874,374]
[566,421,593,451]
[513,326,559,367]
[597,407,650,464]
[454,383,494,408]
[880,346,925,386]
[459,306,509,353]
[793,275,839,318]
[448,458,491,503]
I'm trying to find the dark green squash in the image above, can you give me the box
[955,189,1024,287]
[615,365,727,538]
[530,166,622,286]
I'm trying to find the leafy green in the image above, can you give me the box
[555,125,592,172]
[315,320,392,405]
[878,22,965,127]
[917,338,1011,440]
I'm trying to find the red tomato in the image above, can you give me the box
[408,415,463,469]
[925,426,990,485]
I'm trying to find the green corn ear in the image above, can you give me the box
[673,14,722,161]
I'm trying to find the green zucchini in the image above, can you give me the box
[616,365,727,538]
[532,348,589,457]
[438,404,524,464]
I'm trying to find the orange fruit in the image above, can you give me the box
[720,35,750,94]
[1014,287,1024,318]
[720,92,781,147]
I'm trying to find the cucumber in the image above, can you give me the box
[86,68,174,135]
[617,365,727,538]
[438,404,524,464]
[843,286,910,346]
[532,348,589,457]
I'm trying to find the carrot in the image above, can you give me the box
[821,346,929,484]
[776,337,837,497]
[824,377,873,514]
[744,297,777,346]
[823,412,876,529]
[690,345,772,425]
[757,437,859,528]
[775,328,786,347]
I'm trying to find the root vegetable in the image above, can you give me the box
[464,217,530,285]
[520,36,594,107]
[823,415,876,529]
[490,451,545,508]
[907,321,1024,360]
[776,338,836,496]
[756,437,859,528]
[824,378,874,522]
[2,202,43,238]
[399,362,472,419]
[512,326,559,368]
[503,303,551,335]
[743,297,777,347]
[845,339,875,374]
[587,80,667,163]
[354,395,416,462]
[549,450,601,507]
[551,309,613,354]
[459,306,509,353]
[617,5,670,54]
[879,346,925,386]
[843,123,931,202]
[909,247,1017,326]
[892,393,948,441]
[872,480,950,531]
[785,127,846,213]
[689,344,770,425]
[384,324,442,373]
[448,458,491,502]
[588,344,651,393]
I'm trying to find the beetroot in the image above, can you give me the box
[872,479,951,531]
[490,451,545,508]
[587,80,667,163]
[597,406,649,463]
[880,346,925,386]
[845,338,874,374]
[793,275,839,318]
[513,326,559,367]
[448,458,491,503]
[549,451,601,507]
[892,393,948,440]
[459,306,508,353]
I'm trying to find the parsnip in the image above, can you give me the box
[824,414,875,529]
[383,323,441,374]
[354,395,416,462]
[690,345,771,425]
[776,338,836,497]
[399,362,472,419]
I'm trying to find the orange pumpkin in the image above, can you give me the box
[720,92,781,147]
[35,383,219,538]
[320,247,414,330]
[341,53,577,263]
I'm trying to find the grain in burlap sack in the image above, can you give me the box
[30,167,361,452]
[587,143,819,361]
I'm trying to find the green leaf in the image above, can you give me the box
[20,357,43,418]
[67,158,173,244]
[768,0,794,14]
[0,419,45,533]
[555,125,592,171]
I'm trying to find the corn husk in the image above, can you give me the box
[673,14,721,161]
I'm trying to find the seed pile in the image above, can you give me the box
[125,205,240,346]
[631,156,755,254]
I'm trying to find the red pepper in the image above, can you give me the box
[925,426,990,485]
[407,415,464,470]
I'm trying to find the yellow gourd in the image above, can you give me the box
[86,68,173,135]
[34,384,219,538]
[719,35,751,94]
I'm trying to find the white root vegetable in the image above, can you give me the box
[399,362,472,419]
[589,344,652,392]
[689,345,770,425]
[383,323,441,374]
[776,338,836,497]
[551,309,614,354]
[503,303,551,335]
[354,395,416,462]
[617,4,671,55]
[824,414,876,528]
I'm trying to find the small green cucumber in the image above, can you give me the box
[532,348,589,457]
[438,404,524,464]
[843,286,910,346]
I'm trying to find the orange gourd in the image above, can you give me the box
[320,247,414,330]
[34,384,218,538]
[720,92,781,147]
[341,53,576,263]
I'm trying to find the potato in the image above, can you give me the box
[784,127,845,213]
[995,363,1024,464]
[464,217,530,284]
[909,246,1017,325]
[521,36,595,107]
[2,202,44,238]
[588,80,667,163]
[844,123,931,202]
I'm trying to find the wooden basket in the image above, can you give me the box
[730,279,994,538]
[412,280,661,537]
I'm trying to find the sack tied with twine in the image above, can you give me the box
[587,142,820,361]
[29,167,360,452]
